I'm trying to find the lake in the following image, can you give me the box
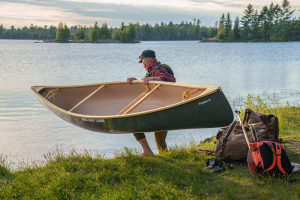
[0,40,299,167]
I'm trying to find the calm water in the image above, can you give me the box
[0,40,300,167]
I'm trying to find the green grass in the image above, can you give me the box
[0,95,300,199]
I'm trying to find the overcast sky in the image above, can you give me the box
[1,0,300,28]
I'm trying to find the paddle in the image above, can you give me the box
[235,110,257,177]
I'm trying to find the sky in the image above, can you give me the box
[0,0,300,28]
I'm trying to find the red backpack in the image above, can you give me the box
[248,124,294,177]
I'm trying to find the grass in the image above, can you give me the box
[0,95,300,199]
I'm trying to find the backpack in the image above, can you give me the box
[243,109,279,142]
[248,127,294,177]
[215,110,280,162]
[161,64,174,76]
[215,120,269,161]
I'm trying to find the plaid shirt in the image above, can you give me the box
[145,61,176,82]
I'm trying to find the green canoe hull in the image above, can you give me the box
[36,88,233,133]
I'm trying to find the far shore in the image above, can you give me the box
[43,39,122,43]
[40,39,141,43]
[199,38,298,43]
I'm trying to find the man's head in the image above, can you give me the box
[139,50,157,67]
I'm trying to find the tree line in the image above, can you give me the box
[216,0,300,41]
[0,20,217,42]
[0,0,299,42]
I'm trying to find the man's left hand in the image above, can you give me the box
[143,77,150,85]
[143,77,162,85]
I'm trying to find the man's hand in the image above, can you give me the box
[127,77,137,84]
[143,77,150,85]
[143,77,162,85]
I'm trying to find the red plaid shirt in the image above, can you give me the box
[145,61,176,82]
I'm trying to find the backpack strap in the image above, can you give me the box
[274,143,289,177]
[249,124,258,142]
[243,109,252,125]
[219,120,238,155]
[145,64,160,77]
[272,115,279,142]
[261,141,277,175]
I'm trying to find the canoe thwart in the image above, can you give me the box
[182,89,200,101]
[118,84,161,115]
[69,85,105,112]
[118,89,149,115]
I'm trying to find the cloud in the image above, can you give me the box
[63,0,300,11]
[62,0,241,11]
[0,2,115,28]
[81,8,115,12]
[1,0,299,28]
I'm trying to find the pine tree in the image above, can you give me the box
[224,12,232,37]
[126,23,136,43]
[88,21,99,42]
[251,10,261,40]
[217,22,225,40]
[241,4,254,40]
[112,30,120,40]
[219,13,225,25]
[63,23,70,41]
[0,24,4,39]
[56,22,70,42]
[99,22,111,39]
[233,16,241,40]
[75,27,85,40]
[281,0,295,21]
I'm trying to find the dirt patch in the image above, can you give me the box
[282,140,300,153]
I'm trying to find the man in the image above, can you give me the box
[127,50,176,156]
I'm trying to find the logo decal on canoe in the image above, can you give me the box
[198,99,211,106]
[81,118,105,123]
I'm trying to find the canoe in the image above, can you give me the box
[31,81,233,133]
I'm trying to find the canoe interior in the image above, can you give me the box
[38,83,208,117]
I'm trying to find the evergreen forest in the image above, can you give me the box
[0,0,299,42]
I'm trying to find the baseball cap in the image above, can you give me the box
[138,50,156,63]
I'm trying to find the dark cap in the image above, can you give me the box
[138,50,156,63]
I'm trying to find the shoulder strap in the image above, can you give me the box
[249,124,258,142]
[145,64,160,77]
[272,115,279,142]
[219,120,238,155]
[262,141,277,174]
[243,109,252,125]
[274,143,289,177]
[223,120,239,144]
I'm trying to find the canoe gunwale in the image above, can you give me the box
[31,81,220,119]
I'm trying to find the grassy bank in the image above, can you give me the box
[0,95,299,199]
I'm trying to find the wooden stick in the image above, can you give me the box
[235,110,250,148]
[69,85,105,112]
[123,84,161,115]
